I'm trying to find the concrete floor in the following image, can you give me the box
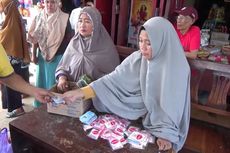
[0,94,35,130]
[0,63,36,130]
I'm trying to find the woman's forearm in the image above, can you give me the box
[81,85,96,100]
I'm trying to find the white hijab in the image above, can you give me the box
[90,17,190,152]
[69,7,82,30]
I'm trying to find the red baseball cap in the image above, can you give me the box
[175,6,198,21]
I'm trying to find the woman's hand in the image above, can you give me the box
[57,76,68,92]
[62,89,84,104]
[157,138,172,151]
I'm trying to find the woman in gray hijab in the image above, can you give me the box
[62,17,190,152]
[55,7,120,92]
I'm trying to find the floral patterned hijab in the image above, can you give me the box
[28,0,69,61]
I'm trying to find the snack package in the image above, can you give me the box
[80,111,97,125]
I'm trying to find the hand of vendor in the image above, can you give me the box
[157,138,172,151]
[57,76,69,92]
[62,89,85,104]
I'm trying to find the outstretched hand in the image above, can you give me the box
[61,89,84,104]
[157,138,172,151]
[33,88,54,103]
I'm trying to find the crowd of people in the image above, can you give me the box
[0,0,31,117]
[0,0,203,152]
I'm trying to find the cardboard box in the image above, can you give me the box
[47,82,91,118]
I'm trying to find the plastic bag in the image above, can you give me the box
[0,128,13,153]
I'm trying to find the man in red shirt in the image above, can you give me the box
[174,6,200,59]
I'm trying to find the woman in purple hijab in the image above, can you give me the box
[55,7,120,92]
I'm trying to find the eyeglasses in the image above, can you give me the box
[176,15,192,22]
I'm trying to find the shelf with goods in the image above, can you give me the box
[200,2,229,45]
[199,2,229,65]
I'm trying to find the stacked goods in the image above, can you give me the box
[222,45,230,55]
[76,74,92,88]
[208,54,229,64]
[80,112,155,151]
[80,111,97,125]
[197,50,210,59]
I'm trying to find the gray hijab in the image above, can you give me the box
[55,7,120,81]
[90,17,190,152]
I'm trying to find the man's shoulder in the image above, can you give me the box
[185,26,200,37]
[189,26,200,32]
